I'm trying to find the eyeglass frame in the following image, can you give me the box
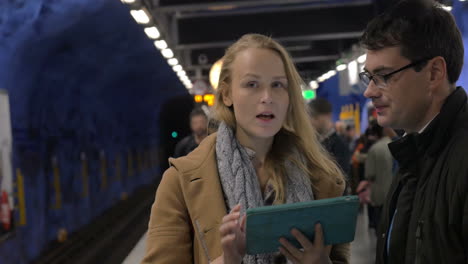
[359,57,432,89]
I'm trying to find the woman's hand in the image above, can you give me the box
[219,204,246,264]
[279,223,331,264]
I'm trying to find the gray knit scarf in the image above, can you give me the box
[216,122,314,264]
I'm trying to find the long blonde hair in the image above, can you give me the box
[214,34,344,203]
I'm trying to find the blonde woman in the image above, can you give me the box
[142,34,349,264]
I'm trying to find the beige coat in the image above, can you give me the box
[142,133,350,264]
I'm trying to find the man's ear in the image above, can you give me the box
[221,84,233,107]
[428,56,448,89]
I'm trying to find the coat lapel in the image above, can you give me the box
[179,133,227,261]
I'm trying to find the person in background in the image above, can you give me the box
[309,98,351,179]
[359,0,468,262]
[356,122,395,231]
[142,33,349,264]
[335,121,346,139]
[173,108,208,158]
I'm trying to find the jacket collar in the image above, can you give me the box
[389,87,467,167]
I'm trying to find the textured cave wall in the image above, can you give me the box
[0,0,187,262]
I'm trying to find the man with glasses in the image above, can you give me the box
[359,0,468,263]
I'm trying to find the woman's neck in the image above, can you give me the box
[236,134,273,164]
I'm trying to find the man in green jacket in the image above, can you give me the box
[359,0,468,263]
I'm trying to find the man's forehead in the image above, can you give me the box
[365,47,408,72]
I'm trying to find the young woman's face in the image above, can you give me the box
[223,48,290,142]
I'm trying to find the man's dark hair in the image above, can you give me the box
[308,98,332,116]
[360,0,464,84]
[368,120,384,138]
[189,108,207,120]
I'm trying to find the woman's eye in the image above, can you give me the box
[246,81,258,88]
[272,81,286,88]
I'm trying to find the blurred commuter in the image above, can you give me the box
[142,33,349,264]
[173,108,208,158]
[309,98,351,179]
[356,122,394,230]
[359,0,468,263]
[335,121,346,139]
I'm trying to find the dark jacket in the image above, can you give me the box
[323,131,351,177]
[376,87,468,264]
[173,135,198,158]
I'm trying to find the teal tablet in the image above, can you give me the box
[246,195,359,255]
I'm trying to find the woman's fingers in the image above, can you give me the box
[222,211,240,224]
[219,220,240,236]
[221,233,236,245]
[230,204,241,213]
[279,237,303,260]
[290,228,314,250]
[313,223,324,247]
[240,215,247,232]
[278,246,299,264]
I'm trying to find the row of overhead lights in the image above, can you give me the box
[309,54,366,89]
[442,0,467,11]
[120,0,192,89]
[308,1,462,90]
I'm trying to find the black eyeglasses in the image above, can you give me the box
[359,58,431,89]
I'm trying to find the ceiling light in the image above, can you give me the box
[130,9,150,24]
[144,27,160,39]
[357,54,367,64]
[154,40,167,50]
[121,0,135,3]
[348,61,359,86]
[317,75,327,82]
[309,80,319,89]
[177,71,187,77]
[336,64,347,71]
[172,65,182,72]
[209,59,223,89]
[161,48,174,58]
[168,58,179,66]
[441,5,452,11]
[327,70,337,77]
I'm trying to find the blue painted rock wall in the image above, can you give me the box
[0,0,186,263]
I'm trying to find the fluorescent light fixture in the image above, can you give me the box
[209,59,223,90]
[168,58,179,66]
[327,70,337,77]
[177,71,187,77]
[185,83,193,89]
[336,64,347,71]
[181,75,189,81]
[161,48,174,58]
[121,0,135,3]
[357,54,367,64]
[441,5,452,11]
[309,80,319,89]
[130,9,150,24]
[348,60,359,86]
[154,40,167,50]
[172,65,182,72]
[144,27,160,39]
[317,75,327,82]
